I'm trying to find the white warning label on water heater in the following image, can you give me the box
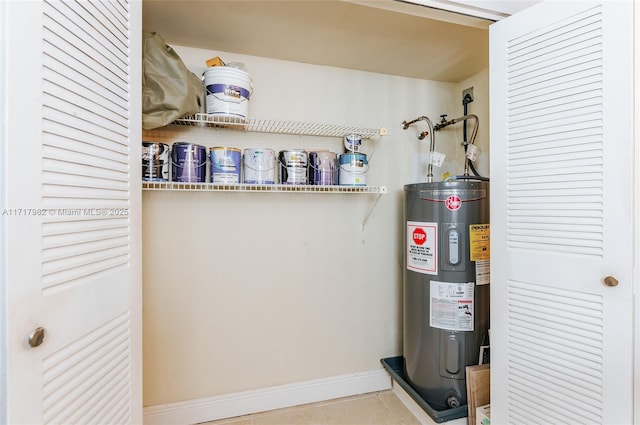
[407,221,437,275]
[430,281,474,331]
[475,259,490,286]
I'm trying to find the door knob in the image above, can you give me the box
[28,327,46,348]
[603,276,619,287]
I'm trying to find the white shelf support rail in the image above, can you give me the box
[142,182,388,194]
[171,113,386,139]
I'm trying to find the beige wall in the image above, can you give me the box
[142,46,489,406]
[456,69,490,178]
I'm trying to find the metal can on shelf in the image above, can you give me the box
[172,142,207,182]
[279,149,308,185]
[209,147,241,183]
[142,141,170,181]
[308,151,338,185]
[344,134,362,152]
[243,148,276,184]
[338,152,368,186]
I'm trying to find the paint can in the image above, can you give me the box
[338,152,368,186]
[171,142,207,182]
[308,151,338,185]
[243,148,275,184]
[142,141,170,181]
[279,150,308,185]
[210,147,242,183]
[203,66,253,118]
[344,134,362,152]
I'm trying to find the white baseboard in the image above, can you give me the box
[143,369,392,425]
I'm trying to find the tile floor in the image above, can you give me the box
[200,390,422,425]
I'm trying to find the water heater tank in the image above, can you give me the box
[403,180,490,410]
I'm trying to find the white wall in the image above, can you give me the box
[141,46,489,406]
[634,2,640,420]
[0,0,7,420]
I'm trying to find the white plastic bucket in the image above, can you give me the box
[339,153,368,186]
[203,66,253,118]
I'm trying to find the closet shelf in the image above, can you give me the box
[142,181,388,194]
[171,113,384,139]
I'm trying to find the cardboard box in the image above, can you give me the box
[466,364,490,425]
[205,56,225,67]
[476,404,491,425]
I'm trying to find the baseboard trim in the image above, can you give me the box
[143,369,392,425]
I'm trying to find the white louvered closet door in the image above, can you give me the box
[490,1,634,424]
[2,1,142,424]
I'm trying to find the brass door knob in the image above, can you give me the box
[603,276,619,287]
[28,327,46,348]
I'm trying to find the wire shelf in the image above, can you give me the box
[142,181,388,194]
[171,113,382,139]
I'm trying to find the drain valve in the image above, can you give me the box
[447,395,460,409]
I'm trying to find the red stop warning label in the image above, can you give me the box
[413,227,427,245]
[407,221,437,275]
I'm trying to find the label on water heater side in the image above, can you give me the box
[429,280,474,331]
[475,259,490,285]
[469,224,491,285]
[407,221,438,275]
[469,224,490,261]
